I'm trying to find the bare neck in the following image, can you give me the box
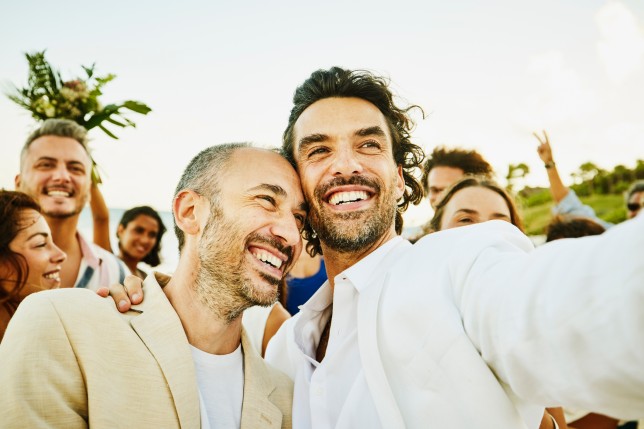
[46,214,81,253]
[321,227,399,291]
[163,254,242,355]
[119,251,140,276]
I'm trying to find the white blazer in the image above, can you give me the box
[268,215,644,428]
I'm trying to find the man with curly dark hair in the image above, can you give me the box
[421,146,494,208]
[266,67,644,428]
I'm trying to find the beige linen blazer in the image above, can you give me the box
[0,274,292,429]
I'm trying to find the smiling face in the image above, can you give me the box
[291,97,404,255]
[438,186,512,230]
[5,209,67,295]
[16,136,91,220]
[194,148,306,318]
[117,214,160,263]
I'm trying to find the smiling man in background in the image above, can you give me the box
[15,119,126,289]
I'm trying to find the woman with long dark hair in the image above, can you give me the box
[116,206,166,279]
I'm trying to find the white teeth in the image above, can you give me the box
[252,250,283,269]
[329,191,368,206]
[47,190,70,197]
[43,272,61,281]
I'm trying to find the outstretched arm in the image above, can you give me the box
[456,217,644,418]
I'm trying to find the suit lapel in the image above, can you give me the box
[357,240,411,428]
[239,327,282,429]
[130,274,201,429]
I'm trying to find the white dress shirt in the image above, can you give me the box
[290,237,403,429]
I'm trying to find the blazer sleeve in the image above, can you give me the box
[450,216,644,420]
[0,292,88,428]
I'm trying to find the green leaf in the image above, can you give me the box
[122,100,152,114]
[98,123,119,139]
[106,116,127,128]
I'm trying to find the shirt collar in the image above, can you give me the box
[76,232,100,269]
[297,236,406,313]
[337,236,404,293]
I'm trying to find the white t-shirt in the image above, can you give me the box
[190,344,244,429]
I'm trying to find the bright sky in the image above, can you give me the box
[2,0,643,226]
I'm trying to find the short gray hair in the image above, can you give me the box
[20,119,90,170]
[173,142,251,251]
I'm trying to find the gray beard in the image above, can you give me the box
[194,210,280,324]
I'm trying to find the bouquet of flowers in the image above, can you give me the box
[6,51,152,183]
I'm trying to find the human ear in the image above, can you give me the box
[173,190,203,238]
[116,224,124,239]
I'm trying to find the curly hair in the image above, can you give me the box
[421,147,494,195]
[117,206,167,267]
[428,176,524,233]
[545,215,605,242]
[0,190,42,313]
[282,67,425,256]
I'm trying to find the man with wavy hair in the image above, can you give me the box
[267,67,644,428]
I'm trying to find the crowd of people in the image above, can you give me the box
[0,66,643,429]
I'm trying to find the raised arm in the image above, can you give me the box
[90,183,112,252]
[534,130,612,228]
[534,130,569,203]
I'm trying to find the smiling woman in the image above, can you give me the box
[0,190,66,340]
[116,206,166,279]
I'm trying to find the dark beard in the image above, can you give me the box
[195,208,291,323]
[309,175,398,253]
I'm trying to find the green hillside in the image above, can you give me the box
[520,192,627,236]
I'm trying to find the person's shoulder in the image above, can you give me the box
[22,287,98,307]
[5,289,107,341]
[413,220,531,250]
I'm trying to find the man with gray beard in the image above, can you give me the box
[0,143,304,428]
